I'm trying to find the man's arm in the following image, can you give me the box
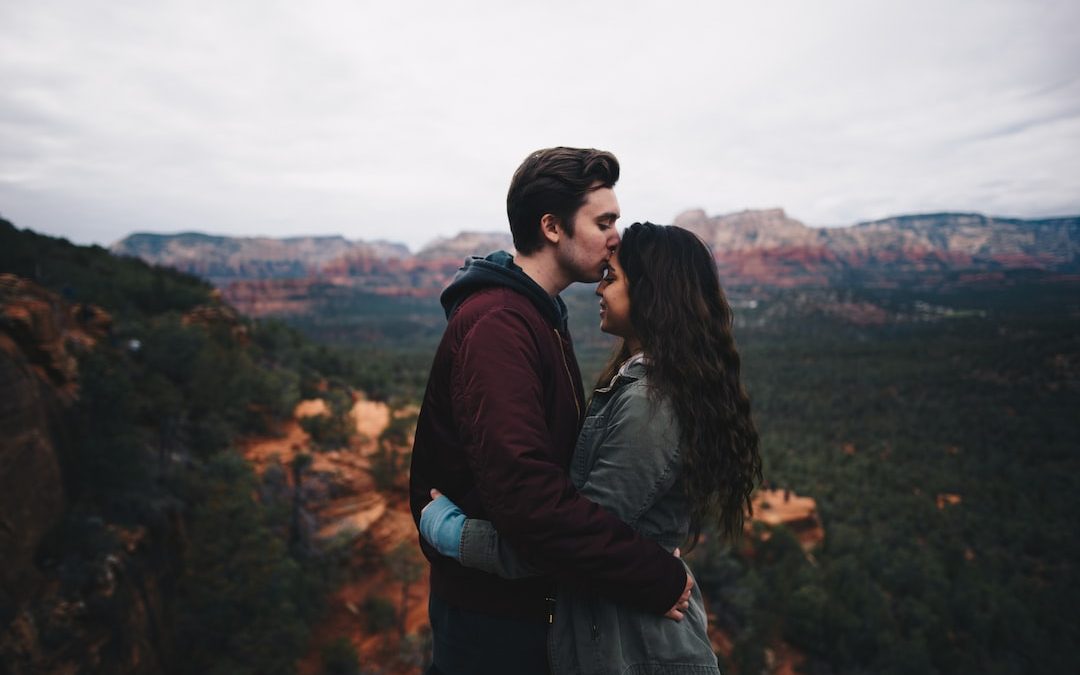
[421,492,693,619]
[446,308,686,615]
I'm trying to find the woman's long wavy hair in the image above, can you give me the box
[596,222,761,544]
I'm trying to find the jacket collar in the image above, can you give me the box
[595,351,647,393]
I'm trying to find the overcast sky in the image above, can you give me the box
[2,0,1078,251]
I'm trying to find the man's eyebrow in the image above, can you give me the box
[597,211,620,221]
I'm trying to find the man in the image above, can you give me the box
[409,147,690,675]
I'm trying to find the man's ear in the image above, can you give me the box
[540,213,561,245]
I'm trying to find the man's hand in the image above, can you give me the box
[663,548,693,621]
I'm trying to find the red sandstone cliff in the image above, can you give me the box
[0,275,178,674]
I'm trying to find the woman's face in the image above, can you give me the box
[596,251,635,343]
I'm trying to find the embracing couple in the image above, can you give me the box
[409,147,761,675]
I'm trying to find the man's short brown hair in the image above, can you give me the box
[506,147,620,254]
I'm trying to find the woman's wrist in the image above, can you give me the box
[419,494,466,559]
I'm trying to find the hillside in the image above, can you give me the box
[0,218,431,674]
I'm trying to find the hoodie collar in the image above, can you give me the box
[439,250,569,330]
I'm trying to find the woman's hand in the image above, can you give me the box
[419,488,467,559]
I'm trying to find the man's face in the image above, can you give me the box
[556,186,621,284]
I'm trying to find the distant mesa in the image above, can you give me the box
[111,232,410,285]
[111,230,516,313]
[676,208,1080,288]
[110,209,1080,309]
[415,231,514,261]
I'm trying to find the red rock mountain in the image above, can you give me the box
[674,209,1080,287]
[112,232,410,284]
[111,211,1080,302]
[112,231,514,314]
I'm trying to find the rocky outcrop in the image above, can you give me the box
[0,274,115,594]
[181,293,250,345]
[243,397,398,544]
[0,277,74,612]
[0,275,176,675]
[0,274,111,400]
[240,396,429,674]
[746,488,825,553]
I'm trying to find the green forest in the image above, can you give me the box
[1,220,400,673]
[2,217,1078,674]
[693,304,1079,674]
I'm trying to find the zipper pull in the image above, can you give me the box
[545,595,556,624]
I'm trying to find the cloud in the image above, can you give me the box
[2,0,1078,250]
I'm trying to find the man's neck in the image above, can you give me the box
[516,251,568,297]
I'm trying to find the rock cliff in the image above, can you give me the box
[0,275,76,614]
[0,275,177,674]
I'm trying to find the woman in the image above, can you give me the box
[421,222,761,674]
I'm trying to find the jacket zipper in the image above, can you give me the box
[551,330,577,675]
[547,593,557,675]
[554,328,582,423]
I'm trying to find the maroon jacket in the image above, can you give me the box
[409,251,686,619]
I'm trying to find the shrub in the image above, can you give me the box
[363,595,397,633]
[321,637,361,675]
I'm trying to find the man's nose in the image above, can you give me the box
[609,231,621,250]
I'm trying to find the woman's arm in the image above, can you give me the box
[459,517,543,578]
[420,491,541,579]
